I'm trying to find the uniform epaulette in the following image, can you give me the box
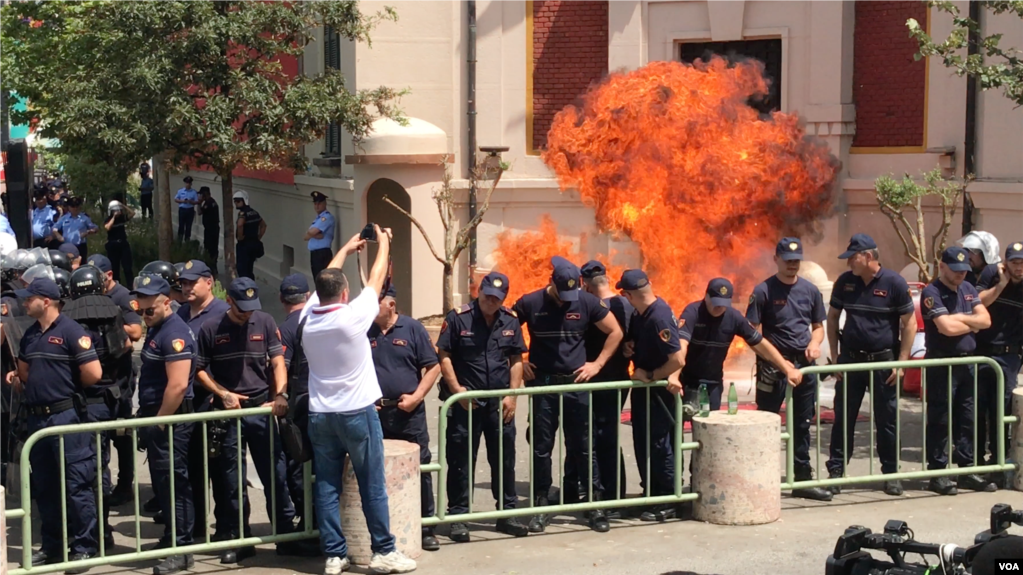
[456,304,472,314]
[501,306,517,317]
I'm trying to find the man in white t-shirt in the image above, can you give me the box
[302,225,416,575]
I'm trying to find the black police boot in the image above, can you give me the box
[928,476,958,496]
[220,546,256,564]
[883,480,904,496]
[421,528,440,551]
[104,527,116,549]
[64,553,94,574]
[107,485,134,507]
[32,549,60,565]
[527,496,551,533]
[151,511,165,525]
[791,467,833,502]
[958,473,997,492]
[639,504,677,522]
[495,517,529,537]
[153,554,193,575]
[448,522,470,543]
[588,509,610,533]
[826,471,843,495]
[142,496,160,514]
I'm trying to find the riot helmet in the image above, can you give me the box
[69,265,106,298]
[22,263,56,284]
[49,249,72,272]
[52,267,71,299]
[140,260,180,290]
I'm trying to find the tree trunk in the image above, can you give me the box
[220,170,237,279]
[155,151,174,261]
[442,262,454,312]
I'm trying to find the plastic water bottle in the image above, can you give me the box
[698,383,710,417]
[727,382,738,415]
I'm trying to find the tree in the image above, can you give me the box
[908,1,1023,106]
[2,1,404,276]
[383,156,507,311]
[874,167,971,283]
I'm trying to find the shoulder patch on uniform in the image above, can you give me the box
[924,296,934,309]
[78,336,92,350]
[456,304,472,314]
[172,339,185,352]
[677,318,686,328]
[599,299,608,308]
[440,320,448,334]
[502,306,517,317]
[130,300,139,311]
[659,328,671,343]
[749,294,755,305]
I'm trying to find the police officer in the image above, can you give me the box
[55,197,98,259]
[103,199,134,286]
[59,243,83,271]
[131,275,197,574]
[16,278,102,571]
[31,188,61,249]
[0,253,34,490]
[959,230,1000,286]
[139,163,154,220]
[437,271,530,542]
[369,284,442,549]
[86,255,145,506]
[174,176,199,241]
[512,257,623,533]
[618,269,682,523]
[64,265,132,548]
[233,190,265,280]
[277,273,312,529]
[175,260,231,539]
[194,278,297,562]
[975,241,1023,486]
[920,246,995,494]
[746,238,832,502]
[196,187,220,271]
[826,234,916,495]
[304,192,335,278]
[140,261,183,313]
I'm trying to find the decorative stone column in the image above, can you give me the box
[338,439,422,564]
[1012,387,1023,492]
[691,411,781,525]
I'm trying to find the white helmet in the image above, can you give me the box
[958,231,1001,265]
[232,189,250,205]
[108,200,123,213]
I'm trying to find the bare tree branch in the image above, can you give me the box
[382,195,445,265]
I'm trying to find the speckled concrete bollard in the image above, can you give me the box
[1012,387,1022,492]
[338,439,422,564]
[692,410,781,525]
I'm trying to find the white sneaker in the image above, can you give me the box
[324,556,350,575]
[368,550,417,574]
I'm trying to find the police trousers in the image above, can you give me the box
[826,354,898,476]
[86,398,115,533]
[140,194,153,219]
[139,412,195,547]
[177,208,194,241]
[211,411,295,537]
[925,362,976,469]
[203,226,220,268]
[756,357,820,473]
[630,386,677,496]
[976,353,1021,464]
[445,399,518,514]
[104,239,133,287]
[563,387,629,501]
[28,410,97,556]
[236,240,261,280]
[310,248,332,280]
[187,395,231,538]
[528,381,602,501]
[379,403,435,519]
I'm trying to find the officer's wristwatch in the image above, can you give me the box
[276,392,290,401]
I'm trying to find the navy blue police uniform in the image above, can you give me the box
[368,286,439,521]
[826,235,914,478]
[437,273,526,518]
[561,261,634,502]
[174,260,232,539]
[276,274,312,526]
[747,238,827,480]
[678,279,763,410]
[17,280,100,560]
[622,270,681,499]
[512,258,608,510]
[194,280,295,541]
[974,243,1023,466]
[133,276,198,550]
[235,203,263,280]
[920,247,982,471]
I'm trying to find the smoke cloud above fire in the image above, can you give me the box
[496,57,840,311]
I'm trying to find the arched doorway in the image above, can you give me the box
[366,178,412,315]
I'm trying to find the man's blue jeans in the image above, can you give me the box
[309,406,396,559]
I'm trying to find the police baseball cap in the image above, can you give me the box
[183,176,193,183]
[480,272,510,299]
[228,277,262,311]
[87,254,112,274]
[67,196,83,207]
[615,269,649,291]
[580,260,606,279]
[383,283,397,299]
[838,233,878,259]
[280,273,309,296]
[777,237,804,261]
[941,246,972,272]
[178,259,212,281]
[1006,241,1023,261]
[58,243,80,259]
[551,256,581,302]
[15,278,62,300]
[707,278,734,307]
[310,191,327,203]
[131,275,171,297]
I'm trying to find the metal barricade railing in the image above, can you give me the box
[8,406,316,575]
[421,380,700,527]
[782,356,1019,491]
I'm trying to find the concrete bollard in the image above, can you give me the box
[338,439,422,564]
[691,410,781,525]
[1013,387,1022,492]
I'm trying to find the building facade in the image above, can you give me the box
[179,0,1023,318]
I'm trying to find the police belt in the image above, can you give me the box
[376,398,400,408]
[138,399,195,418]
[978,344,1022,356]
[532,373,577,385]
[239,391,269,409]
[843,349,894,362]
[26,399,75,416]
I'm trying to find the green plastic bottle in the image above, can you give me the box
[727,382,738,415]
[698,383,710,417]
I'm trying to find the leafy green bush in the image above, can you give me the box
[85,211,210,272]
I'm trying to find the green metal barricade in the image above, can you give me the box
[8,406,316,575]
[421,379,699,527]
[782,356,1019,491]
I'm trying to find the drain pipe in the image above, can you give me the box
[961,0,980,235]
[467,0,478,285]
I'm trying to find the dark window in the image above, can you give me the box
[679,39,782,115]
[324,26,342,157]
